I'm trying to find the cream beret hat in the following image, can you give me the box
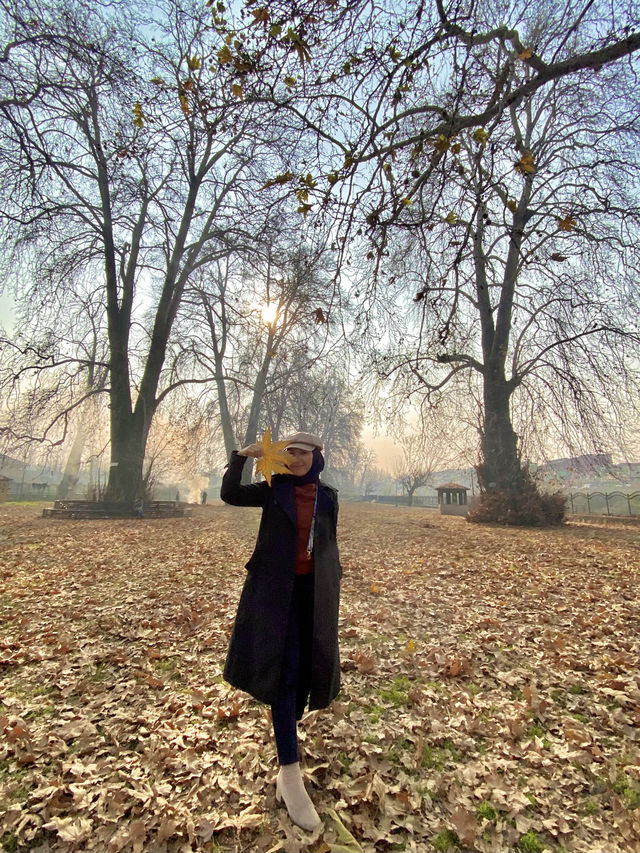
[283,431,323,451]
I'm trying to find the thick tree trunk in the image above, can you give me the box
[56,424,87,499]
[105,407,151,502]
[477,371,525,493]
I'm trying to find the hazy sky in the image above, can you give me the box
[0,293,14,330]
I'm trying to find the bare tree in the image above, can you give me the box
[394,426,451,506]
[0,0,303,502]
[204,0,640,520]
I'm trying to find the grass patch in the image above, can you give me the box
[89,661,112,683]
[580,797,599,816]
[476,801,498,821]
[432,829,461,852]
[613,772,640,809]
[0,833,18,853]
[364,701,383,723]
[570,711,588,723]
[379,676,411,707]
[420,739,461,770]
[337,750,353,771]
[385,737,413,765]
[518,831,545,853]
[24,704,56,720]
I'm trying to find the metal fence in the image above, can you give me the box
[362,491,640,517]
[567,491,640,517]
[363,494,439,507]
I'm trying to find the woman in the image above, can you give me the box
[220,431,342,831]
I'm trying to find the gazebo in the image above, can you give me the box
[436,482,471,516]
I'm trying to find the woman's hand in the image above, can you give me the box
[237,443,264,458]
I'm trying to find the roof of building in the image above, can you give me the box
[436,482,469,490]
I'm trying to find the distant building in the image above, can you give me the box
[0,453,60,499]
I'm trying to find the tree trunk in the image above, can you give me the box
[477,371,524,493]
[241,329,276,484]
[105,407,151,502]
[56,424,87,499]
[215,362,236,460]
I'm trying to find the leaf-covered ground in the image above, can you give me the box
[1,502,639,853]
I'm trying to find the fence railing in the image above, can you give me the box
[567,491,640,517]
[362,491,640,517]
[363,494,439,507]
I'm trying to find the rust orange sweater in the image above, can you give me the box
[294,483,316,574]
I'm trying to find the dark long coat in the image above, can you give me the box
[220,451,342,710]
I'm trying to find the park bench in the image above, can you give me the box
[42,500,193,519]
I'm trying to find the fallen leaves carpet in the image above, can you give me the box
[1,502,639,852]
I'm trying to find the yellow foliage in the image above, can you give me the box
[232,83,243,99]
[515,151,536,175]
[262,171,295,189]
[432,134,450,153]
[445,211,458,225]
[250,7,269,25]
[473,127,488,145]
[254,428,291,486]
[217,45,233,65]
[132,102,144,128]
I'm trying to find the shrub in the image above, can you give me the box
[467,482,566,526]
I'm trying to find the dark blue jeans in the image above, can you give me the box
[271,574,314,765]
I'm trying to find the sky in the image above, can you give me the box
[0,293,14,331]
[361,425,403,473]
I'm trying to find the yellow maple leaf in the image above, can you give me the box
[473,127,488,144]
[254,427,291,486]
[406,638,416,653]
[445,211,458,225]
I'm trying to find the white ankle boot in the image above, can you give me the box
[275,762,321,831]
